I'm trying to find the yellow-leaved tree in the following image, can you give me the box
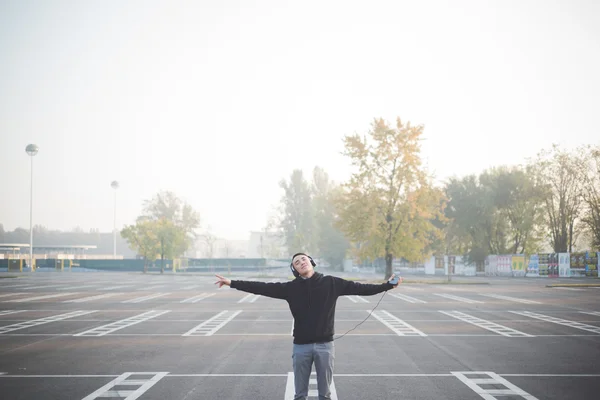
[335,117,445,279]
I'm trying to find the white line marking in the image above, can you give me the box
[0,310,27,316]
[285,372,338,400]
[20,284,67,290]
[180,285,199,290]
[347,295,370,303]
[553,287,584,291]
[2,284,37,288]
[1,372,600,378]
[440,311,534,337]
[371,310,427,336]
[5,292,80,302]
[434,293,483,304]
[0,310,96,334]
[101,285,134,291]
[136,285,165,291]
[388,293,427,303]
[121,293,171,303]
[238,293,260,303]
[64,293,123,303]
[81,372,168,400]
[478,293,541,304]
[511,311,600,334]
[182,310,242,336]
[180,293,215,303]
[402,287,424,291]
[452,371,539,399]
[74,310,171,336]
[56,284,99,291]
[0,293,24,299]
[579,311,600,317]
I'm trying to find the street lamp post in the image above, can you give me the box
[111,181,119,258]
[26,144,39,268]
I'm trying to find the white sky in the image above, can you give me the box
[1,0,599,241]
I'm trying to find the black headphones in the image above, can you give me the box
[290,253,316,278]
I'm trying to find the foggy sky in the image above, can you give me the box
[1,0,599,240]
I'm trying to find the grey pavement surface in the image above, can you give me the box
[0,270,599,399]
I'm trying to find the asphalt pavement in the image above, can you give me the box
[0,270,599,399]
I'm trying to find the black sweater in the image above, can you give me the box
[230,272,393,344]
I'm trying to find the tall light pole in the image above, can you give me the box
[111,181,119,258]
[26,144,39,268]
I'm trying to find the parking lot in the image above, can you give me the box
[1,271,599,399]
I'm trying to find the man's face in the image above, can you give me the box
[292,254,313,276]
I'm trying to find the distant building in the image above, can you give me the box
[191,238,248,258]
[247,231,287,259]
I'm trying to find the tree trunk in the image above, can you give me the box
[143,259,147,274]
[385,253,393,280]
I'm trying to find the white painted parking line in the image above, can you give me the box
[5,292,80,302]
[181,285,199,290]
[511,311,600,334]
[388,293,427,303]
[81,371,168,400]
[136,285,165,291]
[553,287,584,291]
[180,293,215,303]
[402,287,424,291]
[2,284,38,288]
[434,293,483,304]
[440,311,534,337]
[579,311,600,317]
[20,284,68,290]
[57,284,100,291]
[0,310,96,334]
[182,310,242,336]
[346,295,370,303]
[101,285,134,290]
[121,292,171,303]
[0,310,26,316]
[478,293,541,304]
[74,310,171,336]
[285,372,338,400]
[64,293,123,303]
[452,371,539,399]
[2,372,600,378]
[238,293,260,303]
[0,293,24,299]
[371,310,427,336]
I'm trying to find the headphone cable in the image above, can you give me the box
[333,291,388,341]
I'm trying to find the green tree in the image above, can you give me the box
[278,169,316,254]
[444,167,544,264]
[335,117,445,279]
[480,166,545,254]
[121,218,160,273]
[155,218,186,273]
[312,167,350,270]
[142,191,200,259]
[444,175,493,263]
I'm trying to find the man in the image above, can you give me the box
[214,252,401,400]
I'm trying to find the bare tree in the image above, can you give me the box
[533,145,583,252]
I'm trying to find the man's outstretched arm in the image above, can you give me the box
[337,274,402,296]
[214,274,288,300]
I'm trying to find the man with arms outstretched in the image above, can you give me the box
[214,252,401,400]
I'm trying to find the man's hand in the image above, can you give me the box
[388,274,403,289]
[214,274,231,288]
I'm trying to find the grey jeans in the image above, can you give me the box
[292,342,335,400]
